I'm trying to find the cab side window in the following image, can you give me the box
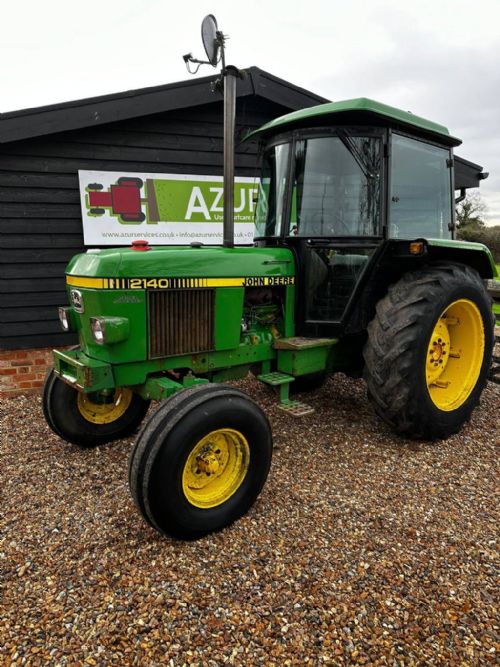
[390,134,452,239]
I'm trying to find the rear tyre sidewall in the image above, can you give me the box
[364,263,494,440]
[404,279,493,438]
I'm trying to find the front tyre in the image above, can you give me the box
[42,370,150,447]
[363,263,494,440]
[129,384,273,540]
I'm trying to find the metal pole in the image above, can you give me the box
[223,66,238,248]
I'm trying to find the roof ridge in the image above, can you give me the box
[0,67,327,144]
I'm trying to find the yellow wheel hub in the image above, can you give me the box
[182,429,250,509]
[426,299,484,411]
[77,388,133,424]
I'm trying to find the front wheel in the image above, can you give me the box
[42,370,150,447]
[363,263,494,440]
[129,384,273,539]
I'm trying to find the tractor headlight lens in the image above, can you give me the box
[58,307,73,332]
[90,316,129,345]
[90,317,106,344]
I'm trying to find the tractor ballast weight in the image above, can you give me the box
[44,92,497,538]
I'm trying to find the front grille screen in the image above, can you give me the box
[148,289,215,359]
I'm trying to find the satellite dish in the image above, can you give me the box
[201,14,220,66]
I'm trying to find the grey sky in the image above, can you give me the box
[2,0,499,222]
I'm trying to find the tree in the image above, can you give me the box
[456,192,486,230]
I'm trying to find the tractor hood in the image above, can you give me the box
[66,245,295,280]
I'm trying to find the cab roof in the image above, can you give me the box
[247,97,461,147]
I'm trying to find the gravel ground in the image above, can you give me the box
[1,370,499,666]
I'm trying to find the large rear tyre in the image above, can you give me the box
[129,384,273,540]
[42,369,150,447]
[363,263,494,440]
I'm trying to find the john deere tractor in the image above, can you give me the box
[43,98,497,539]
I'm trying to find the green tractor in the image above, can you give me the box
[43,97,497,539]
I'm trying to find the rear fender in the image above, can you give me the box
[345,239,497,334]
[426,239,497,279]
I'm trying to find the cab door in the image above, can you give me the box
[283,131,384,336]
[297,241,378,337]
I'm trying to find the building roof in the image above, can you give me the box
[0,72,484,187]
[0,67,328,144]
[247,97,461,146]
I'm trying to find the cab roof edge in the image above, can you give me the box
[245,97,461,147]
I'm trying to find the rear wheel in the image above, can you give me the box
[121,212,146,223]
[129,384,273,539]
[118,177,143,187]
[42,370,150,447]
[363,263,494,440]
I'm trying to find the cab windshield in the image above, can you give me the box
[255,133,382,238]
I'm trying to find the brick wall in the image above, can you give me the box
[0,348,56,396]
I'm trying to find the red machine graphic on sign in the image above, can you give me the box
[86,177,146,223]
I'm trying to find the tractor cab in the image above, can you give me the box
[250,98,488,337]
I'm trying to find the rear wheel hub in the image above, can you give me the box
[426,299,484,411]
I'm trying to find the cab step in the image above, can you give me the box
[257,371,295,386]
[257,372,314,417]
[277,400,315,417]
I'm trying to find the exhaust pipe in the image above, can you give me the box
[223,66,239,248]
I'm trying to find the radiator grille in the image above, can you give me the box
[148,289,215,359]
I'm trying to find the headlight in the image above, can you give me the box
[58,307,74,332]
[90,317,106,344]
[90,317,129,345]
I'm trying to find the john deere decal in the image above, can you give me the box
[78,171,258,246]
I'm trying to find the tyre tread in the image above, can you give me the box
[363,262,494,439]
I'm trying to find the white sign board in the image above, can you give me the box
[78,171,258,246]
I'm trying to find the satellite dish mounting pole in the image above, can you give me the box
[183,16,240,248]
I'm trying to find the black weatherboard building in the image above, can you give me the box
[0,68,485,357]
[0,67,327,352]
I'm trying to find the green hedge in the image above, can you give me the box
[458,226,500,263]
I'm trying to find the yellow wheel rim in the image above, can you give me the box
[77,388,133,424]
[426,299,484,411]
[182,429,250,509]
